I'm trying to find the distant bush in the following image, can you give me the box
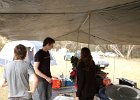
[0,36,8,51]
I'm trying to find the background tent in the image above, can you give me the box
[0,40,56,66]
[0,0,140,44]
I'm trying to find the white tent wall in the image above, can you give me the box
[0,40,56,66]
[0,40,42,66]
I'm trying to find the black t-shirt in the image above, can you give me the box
[34,49,51,81]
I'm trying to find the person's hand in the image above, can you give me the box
[0,79,8,88]
[27,89,36,95]
[46,77,52,83]
[75,97,79,100]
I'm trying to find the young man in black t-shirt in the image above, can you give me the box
[33,37,55,100]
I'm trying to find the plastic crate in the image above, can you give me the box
[65,80,74,86]
[52,78,61,89]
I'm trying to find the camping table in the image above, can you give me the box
[52,86,76,99]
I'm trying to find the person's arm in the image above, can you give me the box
[0,78,8,88]
[75,97,79,100]
[0,67,8,88]
[26,63,38,94]
[27,73,38,94]
[34,62,52,83]
[76,62,85,97]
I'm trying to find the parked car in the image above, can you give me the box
[74,51,109,67]
[104,52,118,57]
[91,52,109,67]
[64,52,74,61]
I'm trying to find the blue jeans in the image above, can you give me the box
[99,87,109,100]
[33,81,52,100]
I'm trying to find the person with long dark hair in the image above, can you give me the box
[76,47,96,100]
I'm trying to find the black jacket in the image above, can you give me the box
[76,60,96,98]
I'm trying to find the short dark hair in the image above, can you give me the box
[43,37,55,47]
[14,44,27,60]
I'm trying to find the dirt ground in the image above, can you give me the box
[0,54,140,100]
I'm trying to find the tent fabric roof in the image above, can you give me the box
[0,0,140,44]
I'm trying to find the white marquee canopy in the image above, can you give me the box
[0,0,140,44]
